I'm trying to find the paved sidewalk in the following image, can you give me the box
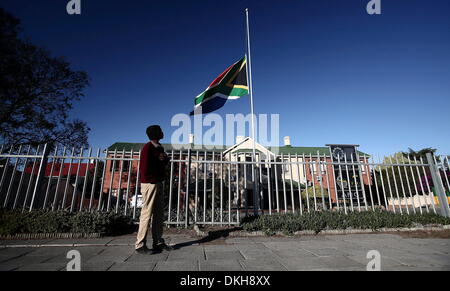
[1,232,449,271]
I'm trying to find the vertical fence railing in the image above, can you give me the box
[1,145,449,224]
[428,154,450,217]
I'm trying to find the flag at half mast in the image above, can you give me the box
[190,56,249,115]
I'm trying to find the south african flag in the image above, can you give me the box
[190,56,249,115]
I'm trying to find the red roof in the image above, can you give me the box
[24,162,95,177]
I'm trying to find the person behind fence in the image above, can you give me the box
[135,125,173,254]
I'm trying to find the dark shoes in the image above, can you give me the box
[135,246,152,254]
[152,241,174,253]
[136,240,173,255]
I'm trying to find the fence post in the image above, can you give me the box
[426,153,450,217]
[253,155,260,216]
[0,146,14,202]
[29,144,49,211]
[185,149,192,228]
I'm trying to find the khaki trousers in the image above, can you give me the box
[135,183,164,249]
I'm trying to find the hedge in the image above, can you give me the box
[241,210,450,236]
[0,210,135,237]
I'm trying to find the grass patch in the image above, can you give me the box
[0,210,135,237]
[241,210,450,236]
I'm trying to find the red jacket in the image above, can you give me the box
[139,142,169,184]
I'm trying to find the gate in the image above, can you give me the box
[0,144,449,226]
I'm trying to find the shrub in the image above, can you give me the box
[0,210,135,237]
[241,210,450,235]
[301,185,329,210]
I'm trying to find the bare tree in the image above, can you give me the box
[0,8,90,151]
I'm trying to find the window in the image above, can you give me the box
[110,160,117,172]
[122,160,130,172]
[320,163,326,173]
[110,159,130,172]
[309,164,316,175]
[283,159,290,173]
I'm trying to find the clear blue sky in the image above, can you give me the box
[2,0,450,156]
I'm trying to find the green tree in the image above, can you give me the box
[374,151,431,200]
[0,8,90,151]
[402,148,437,161]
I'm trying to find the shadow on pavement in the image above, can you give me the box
[171,227,242,250]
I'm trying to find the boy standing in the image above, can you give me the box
[135,125,172,254]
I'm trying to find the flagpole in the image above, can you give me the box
[245,8,259,215]
[245,8,256,159]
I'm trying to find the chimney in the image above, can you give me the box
[284,136,291,147]
[189,134,194,145]
[236,135,245,144]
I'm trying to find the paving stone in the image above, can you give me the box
[1,232,450,271]
[0,260,24,271]
[262,241,304,251]
[225,238,254,244]
[403,238,450,247]
[80,261,115,271]
[108,262,156,271]
[0,255,51,271]
[233,243,266,250]
[17,263,65,271]
[317,255,365,270]
[0,248,35,262]
[249,237,275,242]
[6,255,53,265]
[350,239,409,251]
[300,240,356,250]
[205,250,244,260]
[86,246,134,263]
[274,236,330,242]
[42,246,106,264]
[166,236,194,246]
[382,265,433,271]
[389,253,450,268]
[276,256,330,271]
[199,259,243,271]
[238,249,276,260]
[167,247,205,261]
[106,236,135,245]
[345,254,406,271]
[154,260,198,271]
[272,249,315,259]
[239,259,287,271]
[302,247,351,257]
[98,245,135,256]
[125,251,169,263]
[331,247,368,258]
[25,246,73,257]
[401,243,450,255]
[203,245,237,252]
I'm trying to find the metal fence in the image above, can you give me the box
[0,144,449,226]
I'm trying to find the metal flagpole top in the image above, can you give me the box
[244,7,259,215]
[245,8,256,149]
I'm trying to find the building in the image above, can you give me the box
[103,137,371,209]
[24,162,95,177]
